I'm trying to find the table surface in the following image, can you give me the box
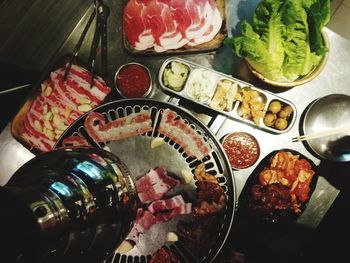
[1,0,350,261]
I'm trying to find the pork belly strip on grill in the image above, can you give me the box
[158,109,211,160]
[84,110,152,143]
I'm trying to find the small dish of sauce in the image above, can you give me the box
[115,63,152,98]
[221,132,260,170]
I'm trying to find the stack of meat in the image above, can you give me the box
[123,0,223,52]
[20,65,111,152]
[128,167,192,238]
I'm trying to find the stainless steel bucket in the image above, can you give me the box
[0,147,138,262]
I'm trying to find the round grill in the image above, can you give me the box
[55,98,236,262]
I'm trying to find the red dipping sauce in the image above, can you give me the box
[115,63,151,98]
[222,132,260,169]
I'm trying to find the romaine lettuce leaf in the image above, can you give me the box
[305,0,330,55]
[281,0,322,80]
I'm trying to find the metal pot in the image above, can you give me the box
[0,147,137,262]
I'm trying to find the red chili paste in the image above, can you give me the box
[222,132,260,169]
[116,63,151,98]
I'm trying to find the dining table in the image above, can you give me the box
[1,0,350,262]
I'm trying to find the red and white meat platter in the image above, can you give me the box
[123,0,227,53]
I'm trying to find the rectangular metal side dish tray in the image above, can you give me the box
[158,57,297,134]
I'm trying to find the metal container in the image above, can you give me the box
[1,147,137,262]
[114,62,152,98]
[158,57,297,134]
[302,94,350,162]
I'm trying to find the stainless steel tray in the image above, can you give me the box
[55,98,236,263]
[158,57,297,134]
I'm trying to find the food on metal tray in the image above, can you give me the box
[115,63,151,98]
[279,105,293,118]
[221,132,260,169]
[237,88,265,126]
[186,68,217,103]
[123,0,223,52]
[209,79,239,112]
[128,197,192,238]
[268,100,282,114]
[175,163,226,256]
[16,64,111,152]
[150,246,180,263]
[263,100,294,130]
[158,109,211,160]
[275,118,288,130]
[127,208,156,238]
[84,110,152,143]
[135,167,181,203]
[147,195,192,215]
[177,212,224,256]
[193,163,226,215]
[163,61,190,91]
[248,151,316,215]
[128,167,191,238]
[263,113,277,127]
[194,162,219,184]
[195,180,225,215]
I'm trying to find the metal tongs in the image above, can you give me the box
[88,0,110,87]
[63,0,110,87]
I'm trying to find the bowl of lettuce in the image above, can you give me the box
[224,0,330,87]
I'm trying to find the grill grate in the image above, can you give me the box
[55,99,236,262]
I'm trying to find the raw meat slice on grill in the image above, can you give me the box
[84,110,152,143]
[19,64,111,152]
[135,167,181,203]
[147,194,192,214]
[128,195,192,237]
[153,202,192,222]
[158,109,211,160]
[128,208,158,237]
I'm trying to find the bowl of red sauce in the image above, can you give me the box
[115,62,152,98]
[221,132,260,170]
